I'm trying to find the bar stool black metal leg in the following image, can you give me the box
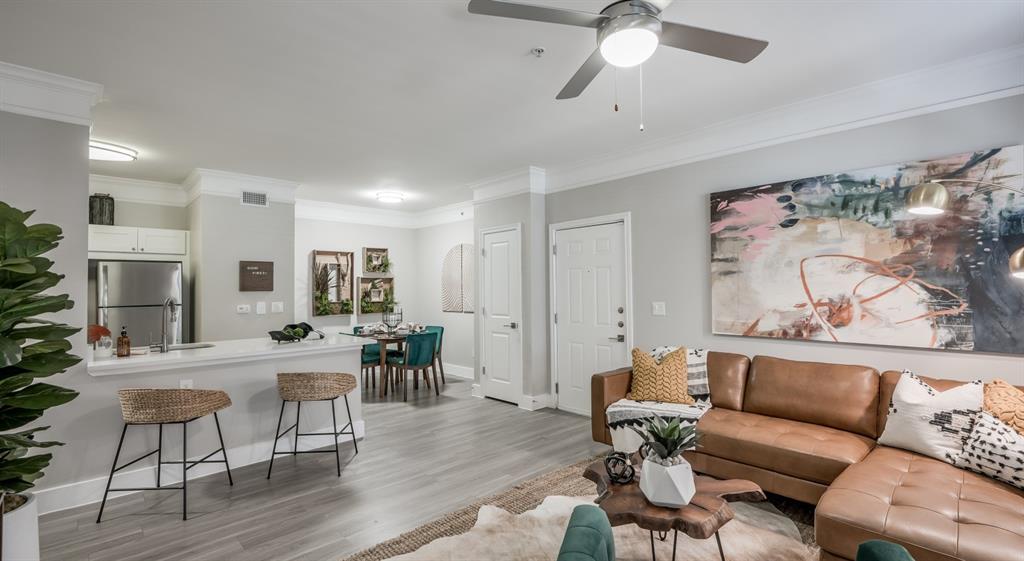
[96,423,129,523]
[181,421,188,521]
[330,398,341,477]
[156,423,163,488]
[293,401,301,455]
[715,531,725,561]
[213,412,233,486]
[267,400,285,479]
[344,394,357,454]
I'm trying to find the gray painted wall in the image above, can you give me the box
[0,111,93,492]
[191,194,295,341]
[411,220,475,368]
[545,94,1024,385]
[109,200,188,229]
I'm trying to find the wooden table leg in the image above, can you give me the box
[379,343,387,398]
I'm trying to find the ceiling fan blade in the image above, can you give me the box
[468,0,607,28]
[556,49,606,100]
[660,22,768,63]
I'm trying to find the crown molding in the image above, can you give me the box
[295,198,473,229]
[183,168,301,205]
[471,165,546,203]
[0,61,102,126]
[89,174,187,207]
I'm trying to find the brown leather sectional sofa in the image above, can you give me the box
[591,352,1024,561]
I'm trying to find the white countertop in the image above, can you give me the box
[87,334,372,377]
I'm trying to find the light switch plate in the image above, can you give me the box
[652,301,667,316]
[256,301,267,315]
[236,304,251,314]
[271,301,284,313]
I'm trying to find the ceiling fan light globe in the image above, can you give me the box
[600,28,659,67]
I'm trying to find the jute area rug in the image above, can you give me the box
[342,456,818,561]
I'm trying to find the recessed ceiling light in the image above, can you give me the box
[89,140,138,162]
[376,191,405,204]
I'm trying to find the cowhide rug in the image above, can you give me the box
[389,495,818,561]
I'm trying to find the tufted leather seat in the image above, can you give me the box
[816,446,1024,561]
[695,407,875,484]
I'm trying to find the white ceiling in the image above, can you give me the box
[0,1,1021,211]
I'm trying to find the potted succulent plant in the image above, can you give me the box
[0,202,81,561]
[630,415,698,508]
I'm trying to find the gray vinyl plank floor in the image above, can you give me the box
[39,379,608,561]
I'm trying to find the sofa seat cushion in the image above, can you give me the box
[695,408,875,485]
[816,446,1024,561]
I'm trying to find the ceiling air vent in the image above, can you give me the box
[241,191,269,208]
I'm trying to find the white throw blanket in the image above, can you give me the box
[606,399,710,453]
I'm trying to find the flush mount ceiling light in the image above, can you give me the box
[89,140,137,162]
[376,191,405,204]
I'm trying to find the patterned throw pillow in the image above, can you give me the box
[984,379,1024,436]
[878,371,983,464]
[649,346,709,403]
[629,347,694,405]
[955,412,1024,490]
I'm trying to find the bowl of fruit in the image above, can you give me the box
[268,322,323,344]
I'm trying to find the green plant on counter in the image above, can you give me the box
[0,202,81,514]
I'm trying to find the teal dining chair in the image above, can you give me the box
[386,331,439,401]
[424,325,445,384]
[352,326,399,390]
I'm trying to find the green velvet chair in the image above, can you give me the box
[352,325,399,390]
[857,540,915,561]
[424,325,445,384]
[386,331,439,401]
[557,505,615,561]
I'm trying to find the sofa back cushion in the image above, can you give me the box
[706,351,750,411]
[878,370,1024,436]
[745,356,880,438]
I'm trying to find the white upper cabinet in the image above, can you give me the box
[88,225,187,255]
[88,225,139,253]
[138,228,187,254]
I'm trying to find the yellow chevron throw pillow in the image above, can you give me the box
[629,347,694,404]
[985,379,1024,436]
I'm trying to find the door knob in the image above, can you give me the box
[503,322,518,329]
[608,334,625,342]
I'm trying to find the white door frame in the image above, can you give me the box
[548,212,634,413]
[477,222,524,404]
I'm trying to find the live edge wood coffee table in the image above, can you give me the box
[583,461,765,561]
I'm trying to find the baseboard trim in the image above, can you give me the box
[518,394,552,411]
[442,363,474,380]
[33,420,365,516]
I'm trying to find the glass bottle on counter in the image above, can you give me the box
[116,326,131,358]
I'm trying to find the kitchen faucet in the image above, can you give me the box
[160,296,178,353]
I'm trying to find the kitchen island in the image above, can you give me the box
[53,334,373,514]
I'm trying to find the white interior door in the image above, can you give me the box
[480,227,523,404]
[553,221,629,416]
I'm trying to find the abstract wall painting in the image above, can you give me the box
[710,145,1024,354]
[441,243,474,313]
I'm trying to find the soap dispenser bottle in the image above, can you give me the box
[116,326,131,357]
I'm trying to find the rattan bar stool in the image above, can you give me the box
[267,372,358,479]
[96,389,233,523]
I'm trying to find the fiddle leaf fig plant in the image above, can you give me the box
[0,202,80,513]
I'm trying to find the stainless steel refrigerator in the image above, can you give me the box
[90,260,186,345]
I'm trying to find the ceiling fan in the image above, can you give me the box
[467,0,769,99]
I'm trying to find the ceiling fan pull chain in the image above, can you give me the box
[639,65,645,132]
[614,68,619,112]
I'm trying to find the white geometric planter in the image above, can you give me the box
[2,493,40,561]
[640,457,696,508]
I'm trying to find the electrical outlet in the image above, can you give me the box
[271,301,284,313]
[256,301,267,315]
[651,301,667,316]
[236,304,251,314]
[179,379,193,389]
